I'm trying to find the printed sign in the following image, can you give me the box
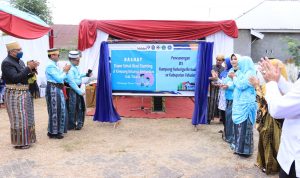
[109,43,199,92]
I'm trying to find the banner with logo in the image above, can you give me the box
[109,43,199,92]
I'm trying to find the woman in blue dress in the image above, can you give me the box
[228,56,258,156]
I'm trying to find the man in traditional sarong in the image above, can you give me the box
[1,41,39,149]
[45,48,71,139]
[65,51,90,130]
[208,54,225,124]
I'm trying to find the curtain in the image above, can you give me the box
[192,42,214,125]
[93,41,121,123]
[79,30,109,76]
[49,29,54,49]
[206,31,234,64]
[78,20,238,51]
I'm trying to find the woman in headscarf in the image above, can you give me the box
[228,56,258,156]
[221,54,237,143]
[249,59,287,174]
[217,57,233,136]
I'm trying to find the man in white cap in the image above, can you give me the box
[65,50,91,130]
[1,41,39,149]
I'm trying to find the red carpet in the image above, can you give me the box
[86,96,194,119]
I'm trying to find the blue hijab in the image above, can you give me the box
[220,57,232,78]
[232,56,257,125]
[238,56,256,75]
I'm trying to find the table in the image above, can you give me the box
[85,84,97,107]
[112,91,195,112]
[112,91,194,97]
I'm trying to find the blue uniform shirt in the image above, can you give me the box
[45,60,67,84]
[65,64,86,95]
[224,68,236,100]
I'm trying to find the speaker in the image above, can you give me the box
[152,96,165,112]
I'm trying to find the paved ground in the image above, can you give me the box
[0,98,277,178]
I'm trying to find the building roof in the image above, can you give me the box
[236,0,300,31]
[51,24,78,49]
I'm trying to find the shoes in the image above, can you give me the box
[55,134,64,139]
[47,132,56,138]
[47,132,64,139]
[218,130,223,133]
[75,127,82,130]
[14,145,30,149]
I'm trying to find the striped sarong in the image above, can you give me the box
[233,118,254,155]
[207,85,220,124]
[224,100,234,144]
[4,86,36,146]
[66,88,86,130]
[46,84,67,135]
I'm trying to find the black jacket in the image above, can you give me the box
[1,55,31,84]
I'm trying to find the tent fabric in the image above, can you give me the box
[0,5,51,39]
[78,20,238,51]
[49,29,54,48]
[206,31,234,63]
[0,34,50,96]
[80,30,109,75]
[192,41,214,125]
[93,41,121,123]
[79,30,233,78]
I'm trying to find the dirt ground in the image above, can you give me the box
[0,98,277,178]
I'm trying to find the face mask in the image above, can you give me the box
[16,51,23,59]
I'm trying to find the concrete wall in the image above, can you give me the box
[251,33,300,62]
[234,30,300,62]
[233,29,252,57]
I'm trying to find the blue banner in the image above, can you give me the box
[109,43,199,92]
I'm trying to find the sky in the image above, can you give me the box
[1,0,264,24]
[49,0,264,24]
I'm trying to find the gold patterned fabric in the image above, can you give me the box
[256,91,283,174]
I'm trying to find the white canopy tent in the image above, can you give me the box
[0,4,51,97]
[79,30,234,79]
[0,35,50,96]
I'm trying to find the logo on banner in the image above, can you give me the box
[151,45,155,50]
[137,46,148,50]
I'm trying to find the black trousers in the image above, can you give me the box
[279,161,297,178]
[219,110,226,127]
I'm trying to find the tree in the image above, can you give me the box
[284,36,300,66]
[10,0,52,25]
